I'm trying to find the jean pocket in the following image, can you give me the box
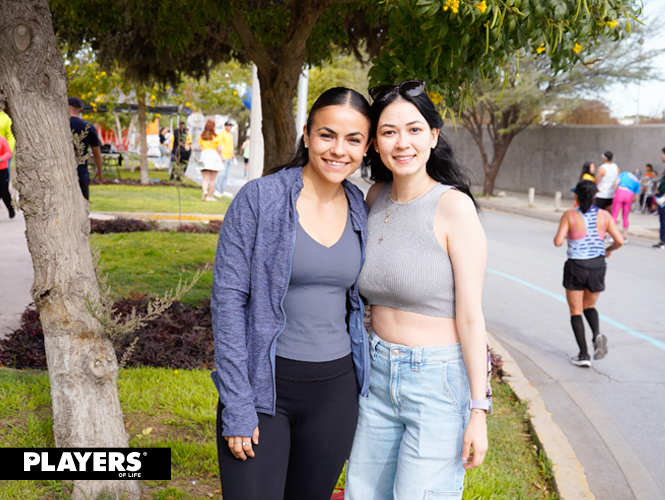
[442,360,470,415]
[425,487,463,499]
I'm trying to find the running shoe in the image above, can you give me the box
[653,242,665,250]
[594,334,608,360]
[570,355,591,367]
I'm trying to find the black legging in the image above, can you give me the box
[0,168,13,216]
[217,354,359,500]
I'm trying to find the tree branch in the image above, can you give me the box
[227,7,276,78]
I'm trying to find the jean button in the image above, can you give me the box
[392,349,400,356]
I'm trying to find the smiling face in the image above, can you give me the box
[375,98,438,180]
[303,104,371,185]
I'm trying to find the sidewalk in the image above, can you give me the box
[0,212,33,339]
[476,188,660,241]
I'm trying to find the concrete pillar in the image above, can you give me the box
[528,188,535,208]
[295,65,309,144]
[555,191,562,211]
[247,64,264,180]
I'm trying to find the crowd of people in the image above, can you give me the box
[573,148,665,247]
[556,145,665,369]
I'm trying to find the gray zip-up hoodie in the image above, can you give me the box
[211,166,370,437]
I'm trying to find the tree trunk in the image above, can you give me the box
[228,0,331,175]
[0,2,139,499]
[256,68,298,174]
[483,134,514,197]
[137,94,149,185]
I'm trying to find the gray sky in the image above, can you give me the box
[597,0,665,118]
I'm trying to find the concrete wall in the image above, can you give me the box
[443,125,665,198]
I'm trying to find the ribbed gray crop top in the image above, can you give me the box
[358,182,456,318]
[276,211,361,362]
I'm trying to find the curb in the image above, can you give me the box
[90,212,224,222]
[478,200,659,240]
[488,332,595,500]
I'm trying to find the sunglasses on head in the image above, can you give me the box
[369,80,426,102]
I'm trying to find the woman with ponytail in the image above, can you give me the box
[554,180,623,367]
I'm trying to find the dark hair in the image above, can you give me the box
[646,163,653,170]
[603,151,613,161]
[575,180,598,213]
[265,88,372,176]
[580,161,594,180]
[365,89,476,207]
[662,147,665,154]
[201,120,217,141]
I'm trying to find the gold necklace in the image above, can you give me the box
[378,181,434,244]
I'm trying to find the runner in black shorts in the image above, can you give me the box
[554,180,623,367]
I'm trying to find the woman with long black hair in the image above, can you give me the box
[346,81,489,500]
[554,180,623,367]
[211,87,372,500]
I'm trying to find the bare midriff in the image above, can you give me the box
[370,305,460,347]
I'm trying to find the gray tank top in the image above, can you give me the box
[276,211,361,362]
[358,182,456,318]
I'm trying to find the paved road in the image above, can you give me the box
[482,209,665,500]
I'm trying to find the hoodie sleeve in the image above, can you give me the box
[0,137,12,163]
[211,180,261,437]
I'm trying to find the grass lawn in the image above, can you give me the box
[92,231,218,304]
[0,368,557,500]
[89,183,231,215]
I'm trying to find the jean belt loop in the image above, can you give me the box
[370,332,380,359]
[411,348,422,372]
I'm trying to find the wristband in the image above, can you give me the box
[469,399,491,414]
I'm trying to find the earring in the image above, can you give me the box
[364,152,367,157]
[304,143,308,148]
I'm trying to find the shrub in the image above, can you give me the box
[0,297,214,370]
[90,217,157,234]
[0,305,46,368]
[175,220,223,234]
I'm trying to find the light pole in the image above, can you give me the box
[636,38,644,125]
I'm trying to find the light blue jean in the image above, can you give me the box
[215,158,233,193]
[346,331,471,500]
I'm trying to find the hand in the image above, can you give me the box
[461,410,488,470]
[605,249,612,258]
[96,173,103,183]
[224,426,259,461]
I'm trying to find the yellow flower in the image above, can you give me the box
[476,1,487,13]
[606,20,618,28]
[185,102,191,107]
[172,370,179,375]
[573,42,583,53]
[101,71,107,76]
[428,91,444,105]
[155,113,161,117]
[443,0,460,13]
[150,94,156,100]
[536,43,546,54]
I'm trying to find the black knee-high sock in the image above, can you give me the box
[571,315,588,358]
[583,308,600,342]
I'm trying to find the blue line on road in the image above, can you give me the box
[487,267,665,352]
